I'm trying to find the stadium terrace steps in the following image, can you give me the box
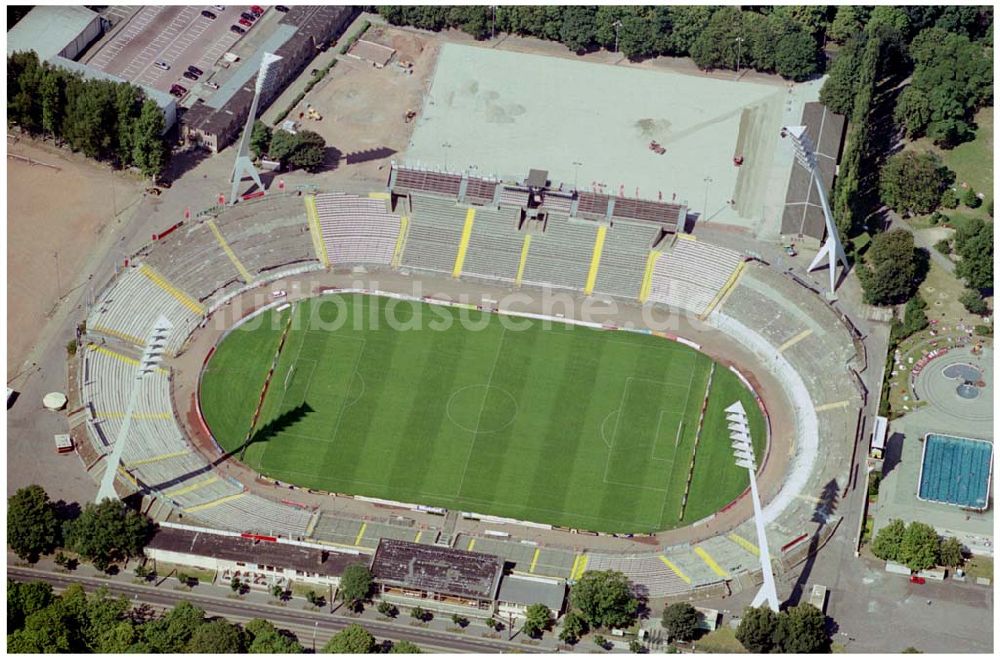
[187,493,315,538]
[460,205,523,283]
[646,237,744,315]
[584,553,697,597]
[88,265,204,355]
[314,192,401,266]
[206,218,254,283]
[143,221,242,302]
[402,194,468,273]
[594,220,659,299]
[218,212,318,278]
[521,214,597,290]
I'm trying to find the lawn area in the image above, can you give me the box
[694,626,747,653]
[200,295,765,533]
[909,106,993,221]
[965,555,993,582]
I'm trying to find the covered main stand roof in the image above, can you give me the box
[388,163,686,233]
[369,538,505,602]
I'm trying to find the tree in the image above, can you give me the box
[322,623,376,653]
[451,613,468,627]
[245,618,304,653]
[819,36,863,114]
[941,188,960,208]
[390,639,423,653]
[899,521,941,572]
[773,604,829,653]
[64,499,152,572]
[735,606,779,653]
[140,601,206,652]
[661,602,700,642]
[522,603,552,638]
[339,563,373,609]
[773,25,821,81]
[131,99,168,179]
[250,120,272,159]
[938,537,964,568]
[270,583,284,599]
[962,188,983,208]
[558,6,597,53]
[898,295,929,338]
[230,576,242,593]
[872,519,907,561]
[410,605,428,622]
[484,616,497,630]
[954,219,993,291]
[857,229,928,305]
[185,619,245,653]
[559,610,588,644]
[960,290,989,315]
[629,639,645,653]
[377,600,397,617]
[7,579,56,631]
[569,570,638,630]
[828,6,870,43]
[879,151,952,216]
[7,485,62,562]
[286,129,326,172]
[593,634,608,649]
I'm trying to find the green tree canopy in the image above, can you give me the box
[773,604,829,653]
[872,518,907,562]
[185,619,245,653]
[140,601,207,652]
[390,639,423,653]
[954,218,993,291]
[879,151,953,216]
[132,99,168,179]
[244,618,304,653]
[7,485,62,562]
[323,623,376,653]
[894,28,993,146]
[899,521,941,572]
[64,499,153,572]
[938,537,964,568]
[661,602,700,642]
[250,120,273,159]
[7,579,55,631]
[558,610,588,644]
[338,563,373,607]
[522,603,552,638]
[569,570,638,630]
[735,606,779,653]
[857,229,928,306]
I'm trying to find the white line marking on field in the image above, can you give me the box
[455,325,507,498]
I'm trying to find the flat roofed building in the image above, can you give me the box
[495,574,566,620]
[370,539,504,616]
[6,5,107,62]
[144,522,363,588]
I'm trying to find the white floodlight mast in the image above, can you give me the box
[726,401,780,612]
[230,53,283,205]
[782,125,849,295]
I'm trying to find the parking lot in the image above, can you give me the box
[85,5,262,97]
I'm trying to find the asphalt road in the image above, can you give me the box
[9,566,537,654]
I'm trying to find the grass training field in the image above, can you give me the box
[201,295,766,533]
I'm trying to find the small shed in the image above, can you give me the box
[870,415,888,459]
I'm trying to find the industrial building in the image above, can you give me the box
[181,5,357,152]
[6,5,177,132]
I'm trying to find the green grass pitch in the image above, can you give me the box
[200,295,767,533]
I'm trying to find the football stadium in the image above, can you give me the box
[68,38,872,600]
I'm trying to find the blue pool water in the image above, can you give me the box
[918,434,993,509]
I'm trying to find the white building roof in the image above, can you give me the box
[6,5,99,61]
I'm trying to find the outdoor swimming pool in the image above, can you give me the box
[917,434,993,510]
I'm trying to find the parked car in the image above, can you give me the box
[250,5,264,16]
[238,17,253,28]
[183,71,199,81]
[187,65,204,76]
[910,575,926,585]
[275,5,289,12]
[784,244,797,257]
[240,11,256,22]
[230,24,245,35]
[212,5,226,11]
[201,10,216,19]
[206,81,220,90]
[154,60,170,71]
[169,84,187,98]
